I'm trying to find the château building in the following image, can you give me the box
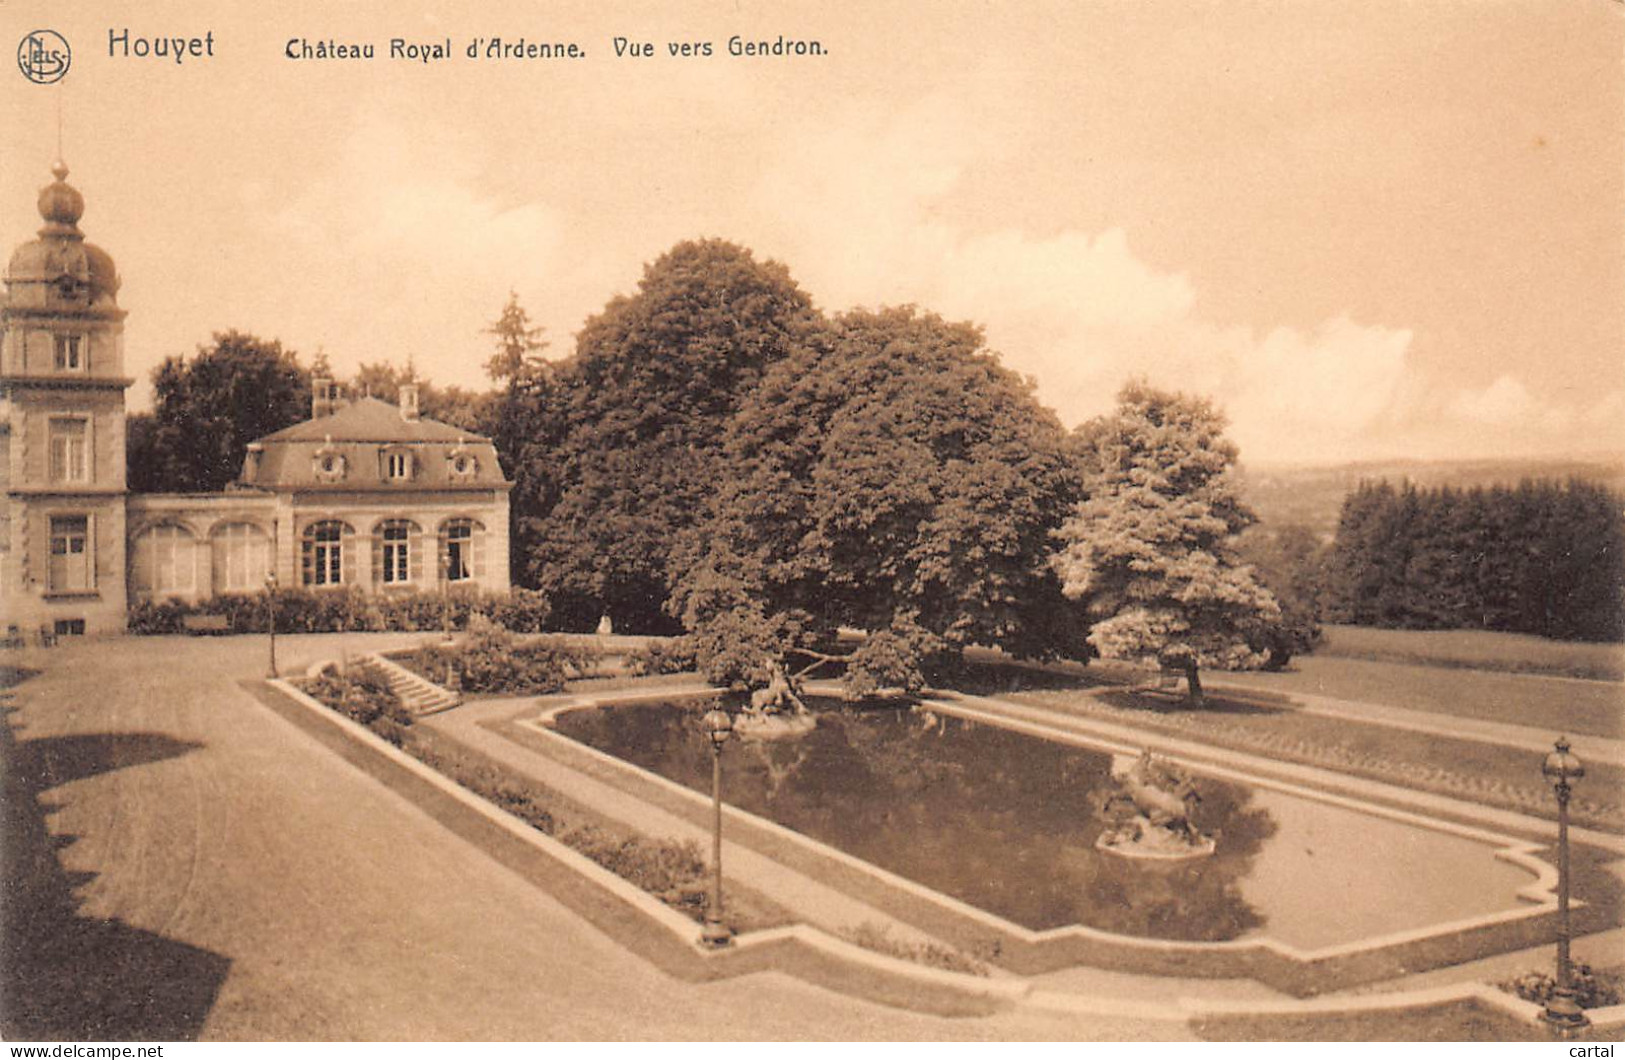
[2,163,510,639]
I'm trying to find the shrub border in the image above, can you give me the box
[258,675,1025,1019]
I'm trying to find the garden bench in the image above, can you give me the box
[180,613,231,635]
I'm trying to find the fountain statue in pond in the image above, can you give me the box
[734,661,817,740]
[1096,750,1216,861]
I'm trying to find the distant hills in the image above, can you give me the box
[1236,456,1625,538]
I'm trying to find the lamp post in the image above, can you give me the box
[1542,735,1588,1033]
[265,570,279,678]
[700,707,734,948]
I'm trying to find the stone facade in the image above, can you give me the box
[3,163,511,639]
[1,163,132,637]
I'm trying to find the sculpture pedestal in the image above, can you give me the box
[1095,819,1217,862]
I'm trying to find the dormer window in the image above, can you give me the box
[54,334,84,371]
[448,453,477,480]
[385,451,413,481]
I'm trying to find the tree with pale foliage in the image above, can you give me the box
[1052,383,1279,704]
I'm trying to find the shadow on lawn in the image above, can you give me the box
[0,700,231,1041]
[1096,689,1294,717]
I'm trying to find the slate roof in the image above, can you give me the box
[257,397,480,443]
[241,398,510,491]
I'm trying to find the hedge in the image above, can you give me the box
[129,586,551,636]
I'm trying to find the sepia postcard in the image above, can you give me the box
[2,0,1621,1047]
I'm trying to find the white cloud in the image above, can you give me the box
[739,103,1618,464]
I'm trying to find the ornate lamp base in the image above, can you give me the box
[1542,989,1591,1034]
[700,915,733,948]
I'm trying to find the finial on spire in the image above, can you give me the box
[51,160,69,182]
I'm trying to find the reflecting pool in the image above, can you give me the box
[555,699,1278,941]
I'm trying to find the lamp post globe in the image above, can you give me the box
[1542,736,1588,1033]
[700,707,734,948]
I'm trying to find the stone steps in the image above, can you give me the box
[366,651,461,716]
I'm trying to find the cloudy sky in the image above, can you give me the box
[2,0,1619,465]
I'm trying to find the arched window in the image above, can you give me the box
[440,518,483,584]
[301,520,352,587]
[374,519,421,586]
[132,524,198,597]
[211,522,271,593]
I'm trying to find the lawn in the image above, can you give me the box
[1208,655,1624,740]
[1318,624,1625,682]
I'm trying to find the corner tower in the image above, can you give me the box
[1,162,131,637]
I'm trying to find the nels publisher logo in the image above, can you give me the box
[18,29,71,84]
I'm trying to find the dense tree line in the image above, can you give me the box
[1324,479,1625,642]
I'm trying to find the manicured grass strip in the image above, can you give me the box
[1212,655,1624,740]
[1319,625,1625,683]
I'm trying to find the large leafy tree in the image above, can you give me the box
[1052,383,1279,703]
[500,239,821,631]
[670,305,1086,691]
[128,331,311,493]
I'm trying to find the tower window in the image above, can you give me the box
[48,515,91,593]
[48,418,89,483]
[53,334,84,371]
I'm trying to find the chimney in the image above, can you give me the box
[399,383,420,422]
[312,377,341,419]
[243,442,264,481]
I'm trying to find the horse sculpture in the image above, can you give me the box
[735,661,816,740]
[1096,750,1214,860]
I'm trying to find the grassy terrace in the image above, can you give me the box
[1001,678,1623,833]
[1317,624,1625,683]
[1209,655,1624,740]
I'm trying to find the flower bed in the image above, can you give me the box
[1499,964,1625,1010]
[391,617,590,695]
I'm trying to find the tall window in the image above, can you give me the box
[302,521,350,587]
[212,522,270,593]
[132,524,197,597]
[48,515,91,593]
[379,520,412,584]
[443,519,479,583]
[385,451,412,481]
[49,418,89,483]
[53,334,84,371]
